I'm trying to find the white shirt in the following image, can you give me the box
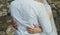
[10,0,52,35]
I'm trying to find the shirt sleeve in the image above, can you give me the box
[45,4,52,13]
[32,3,52,34]
[9,3,30,27]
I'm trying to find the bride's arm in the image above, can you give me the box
[37,4,52,34]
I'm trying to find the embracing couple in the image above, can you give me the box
[10,0,58,35]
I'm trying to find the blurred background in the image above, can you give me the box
[0,0,60,35]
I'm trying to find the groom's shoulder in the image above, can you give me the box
[10,1,18,6]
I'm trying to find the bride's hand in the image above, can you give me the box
[11,21,18,29]
[27,24,43,34]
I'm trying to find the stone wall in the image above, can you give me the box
[0,0,12,35]
[0,0,60,35]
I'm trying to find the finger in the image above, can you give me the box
[27,28,31,31]
[28,31,32,34]
[27,29,34,33]
[27,30,34,34]
[13,25,18,29]
[33,24,39,28]
[27,28,33,32]
[12,21,16,24]
[27,28,34,32]
[13,23,18,26]
[12,22,18,29]
[27,26,32,29]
